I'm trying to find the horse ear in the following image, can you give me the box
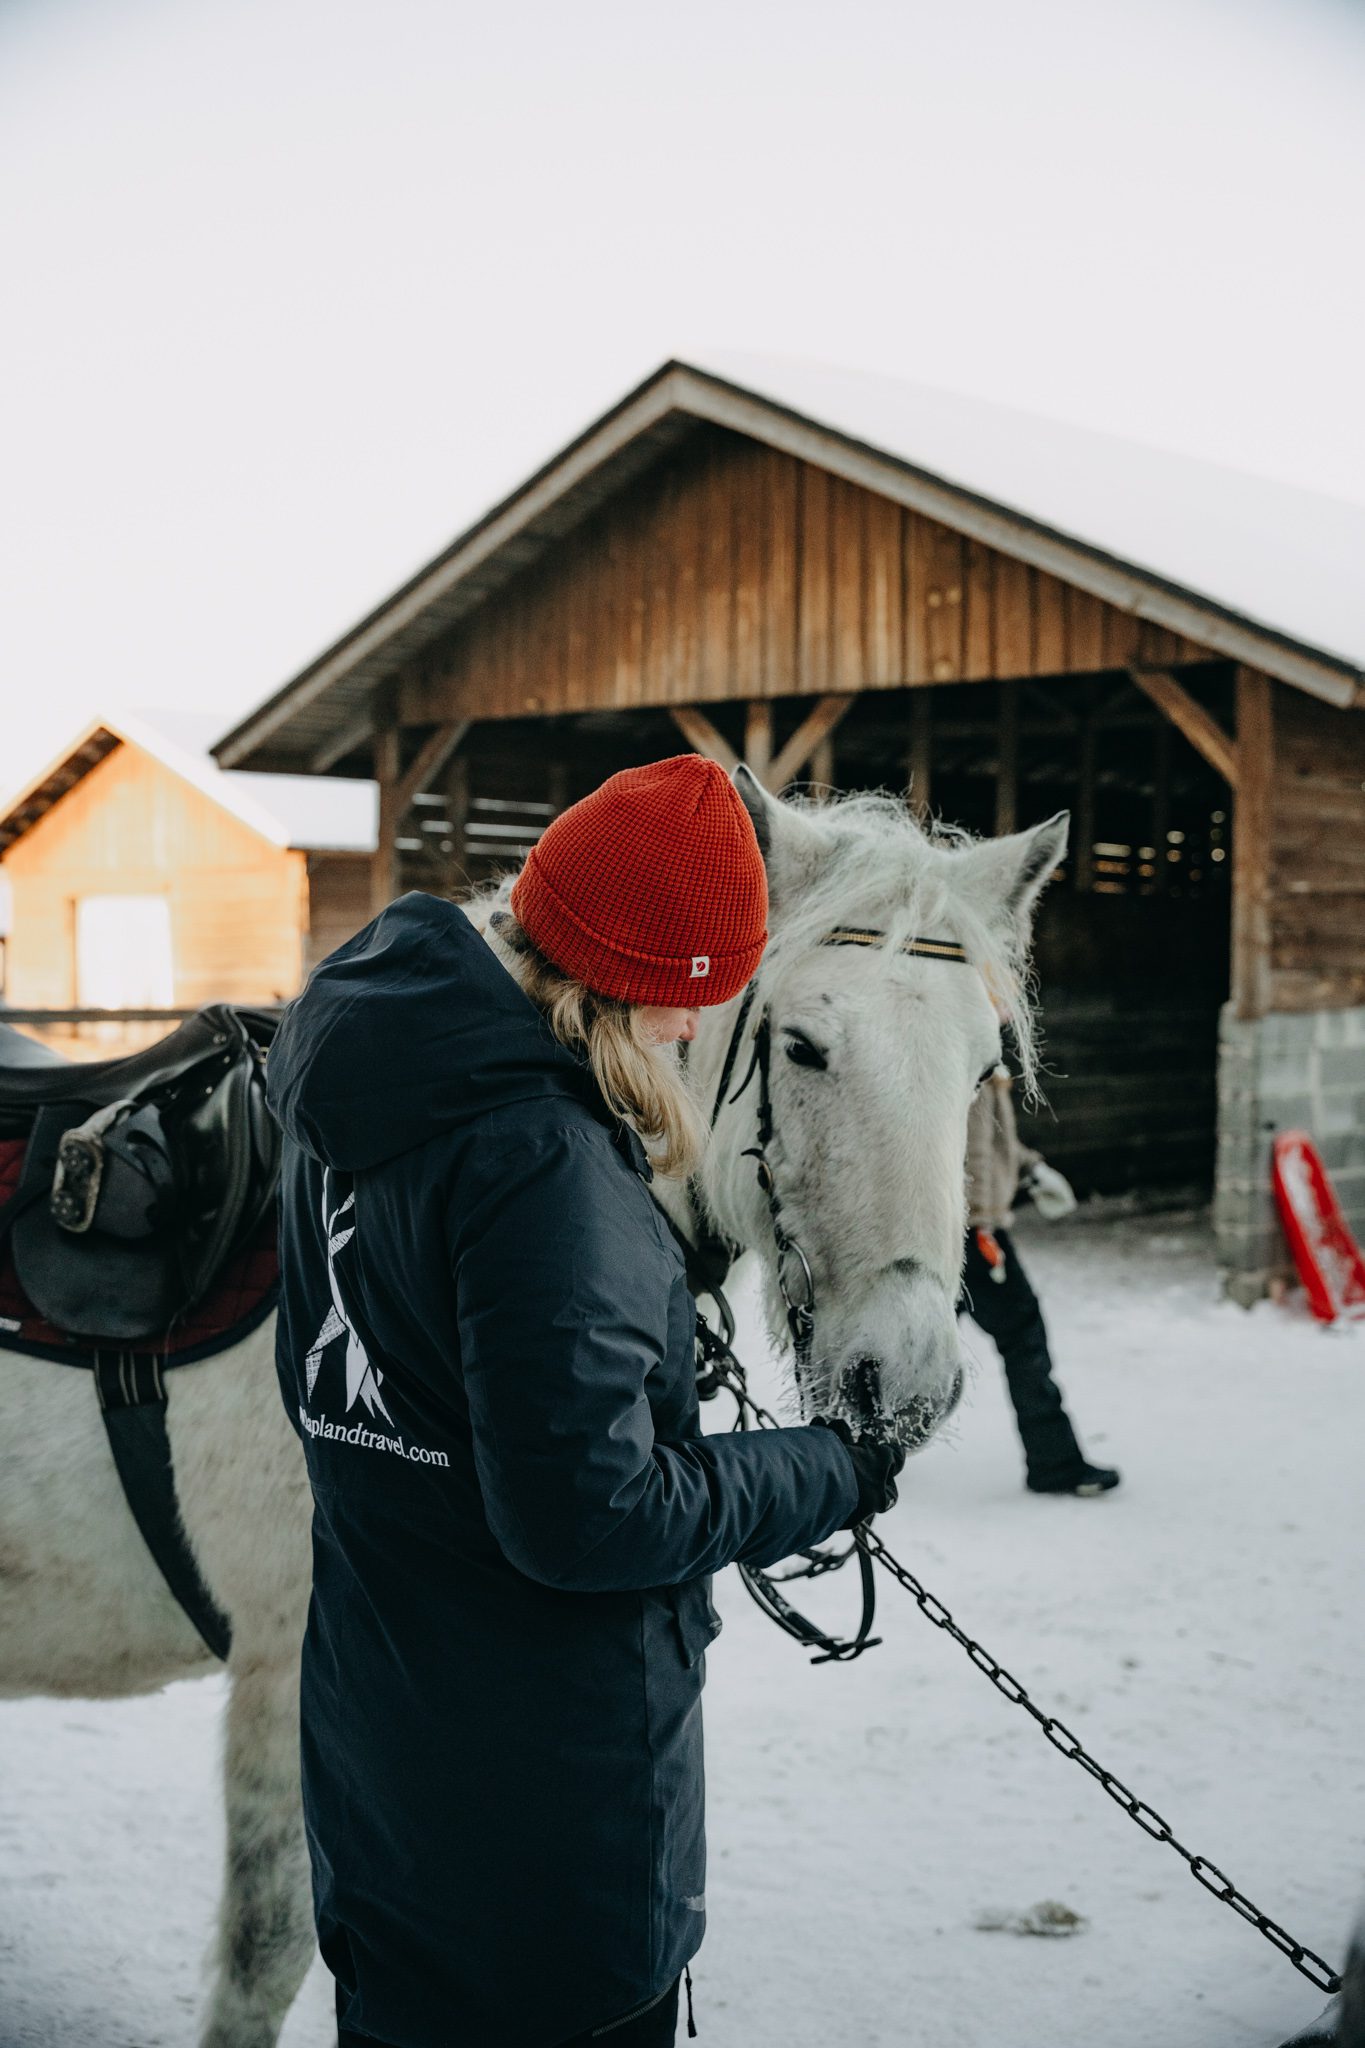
[732,762,773,857]
[949,811,1070,942]
[732,762,825,907]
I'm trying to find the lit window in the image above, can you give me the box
[76,897,174,1008]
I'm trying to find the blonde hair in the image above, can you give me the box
[488,910,707,1181]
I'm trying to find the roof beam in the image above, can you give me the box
[767,694,854,792]
[670,706,739,775]
[392,719,472,820]
[1128,667,1239,788]
[311,706,377,774]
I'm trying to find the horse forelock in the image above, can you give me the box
[757,790,1040,1090]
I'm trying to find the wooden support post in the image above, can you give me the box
[445,751,471,890]
[744,700,774,784]
[670,706,739,774]
[371,725,402,917]
[1075,721,1096,893]
[1232,667,1273,1020]
[809,736,836,800]
[908,688,933,818]
[1128,668,1239,788]
[767,694,853,792]
[995,680,1019,836]
[1151,719,1170,893]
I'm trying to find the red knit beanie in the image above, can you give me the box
[509,754,768,1007]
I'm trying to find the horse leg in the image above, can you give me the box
[201,1655,314,2048]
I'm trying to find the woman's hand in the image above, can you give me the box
[809,1416,906,1527]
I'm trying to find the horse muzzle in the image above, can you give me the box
[834,1356,963,1450]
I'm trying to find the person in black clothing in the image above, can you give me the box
[268,756,903,2048]
[960,1069,1120,1496]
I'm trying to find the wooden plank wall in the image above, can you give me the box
[1017,1001,1220,1192]
[1267,684,1365,1011]
[401,426,1205,725]
[1,743,308,1008]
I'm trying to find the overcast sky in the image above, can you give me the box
[2,0,1362,802]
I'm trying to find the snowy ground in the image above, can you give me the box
[2,1206,1362,2048]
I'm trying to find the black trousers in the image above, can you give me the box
[337,1974,681,2047]
[957,1225,1084,1483]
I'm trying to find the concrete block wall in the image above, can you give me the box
[1215,1003,1365,1304]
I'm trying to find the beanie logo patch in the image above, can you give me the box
[689,955,711,979]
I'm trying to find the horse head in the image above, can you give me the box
[677,771,1068,1451]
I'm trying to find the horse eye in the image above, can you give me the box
[785,1033,828,1072]
[975,1063,997,1092]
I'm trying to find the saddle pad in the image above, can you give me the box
[0,1138,279,1365]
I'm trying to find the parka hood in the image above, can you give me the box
[267,892,609,1171]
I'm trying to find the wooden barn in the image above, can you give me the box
[211,357,1365,1299]
[0,711,375,1050]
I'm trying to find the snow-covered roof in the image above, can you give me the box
[0,709,376,858]
[214,354,1365,773]
[696,351,1365,685]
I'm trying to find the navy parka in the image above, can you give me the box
[268,892,858,2048]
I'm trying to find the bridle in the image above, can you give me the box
[696,925,972,1414]
[677,926,972,1663]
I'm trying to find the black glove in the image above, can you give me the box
[811,1416,907,1527]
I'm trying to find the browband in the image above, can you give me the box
[820,928,969,964]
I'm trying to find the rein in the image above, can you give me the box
[679,931,1343,1999]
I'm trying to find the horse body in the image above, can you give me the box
[0,776,1064,2045]
[0,1318,316,2048]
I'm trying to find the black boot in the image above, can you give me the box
[1027,1461,1120,1497]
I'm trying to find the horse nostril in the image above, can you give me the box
[841,1357,883,1429]
[940,1366,965,1422]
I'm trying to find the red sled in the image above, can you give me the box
[1272,1130,1365,1323]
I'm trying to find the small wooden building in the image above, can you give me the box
[212,358,1365,1298]
[0,712,375,1048]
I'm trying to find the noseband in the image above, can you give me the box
[703,927,971,1420]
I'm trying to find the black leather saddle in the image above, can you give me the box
[0,1006,280,1343]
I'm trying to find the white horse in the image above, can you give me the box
[0,769,1065,2046]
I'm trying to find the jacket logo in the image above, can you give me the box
[304,1172,393,1425]
[298,1172,451,1469]
[689,956,710,979]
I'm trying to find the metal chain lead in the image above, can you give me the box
[703,1338,1343,1999]
[855,1525,1342,1996]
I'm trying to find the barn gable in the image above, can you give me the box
[213,356,1364,778]
[397,425,1208,730]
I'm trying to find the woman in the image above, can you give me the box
[267,754,903,2048]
